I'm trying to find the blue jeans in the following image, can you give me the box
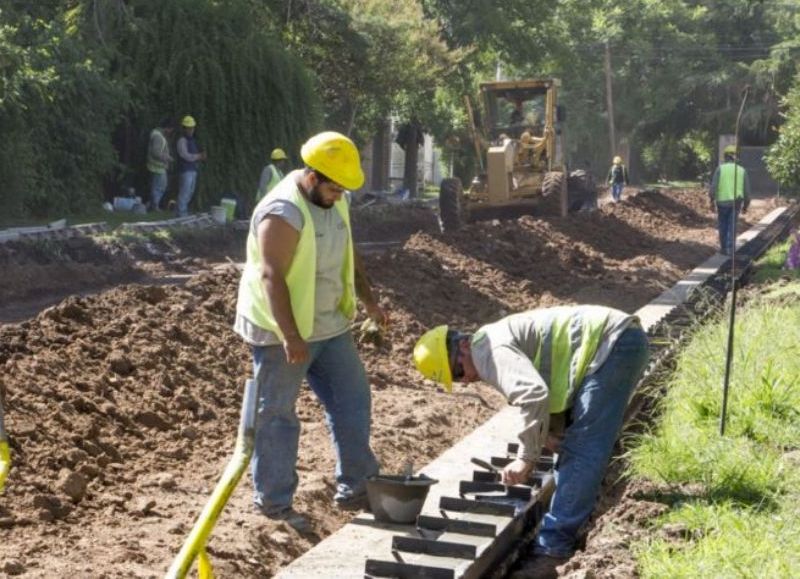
[177,171,197,217]
[535,326,649,557]
[611,182,624,202]
[150,172,168,210]
[716,201,742,255]
[250,330,379,514]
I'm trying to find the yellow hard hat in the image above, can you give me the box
[413,325,453,392]
[271,148,287,161]
[724,144,737,155]
[613,156,622,164]
[181,115,196,128]
[301,131,364,190]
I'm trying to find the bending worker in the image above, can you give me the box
[709,144,750,255]
[414,305,648,579]
[256,148,289,203]
[234,131,387,533]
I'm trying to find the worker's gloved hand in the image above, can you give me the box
[501,458,534,486]
[365,302,389,330]
[283,334,309,365]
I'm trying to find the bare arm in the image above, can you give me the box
[257,216,308,364]
[354,248,388,327]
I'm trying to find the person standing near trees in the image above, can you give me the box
[234,131,387,533]
[709,144,750,255]
[606,155,629,202]
[175,115,207,217]
[147,117,175,211]
[255,148,289,203]
[413,305,649,579]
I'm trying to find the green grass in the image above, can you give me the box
[751,236,800,283]
[628,301,800,577]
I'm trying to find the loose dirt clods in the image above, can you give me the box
[0,189,780,576]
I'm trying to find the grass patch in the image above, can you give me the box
[0,209,185,230]
[628,301,800,576]
[750,236,800,284]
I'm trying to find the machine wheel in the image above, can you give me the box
[541,171,565,198]
[567,169,598,211]
[439,177,466,232]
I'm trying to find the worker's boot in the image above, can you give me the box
[509,554,570,579]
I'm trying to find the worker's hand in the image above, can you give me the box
[282,334,309,365]
[365,302,389,330]
[544,433,563,454]
[501,458,534,486]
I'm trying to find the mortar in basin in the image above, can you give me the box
[366,474,438,524]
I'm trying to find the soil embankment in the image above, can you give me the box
[0,189,780,577]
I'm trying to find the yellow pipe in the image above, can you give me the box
[0,397,9,492]
[165,379,259,579]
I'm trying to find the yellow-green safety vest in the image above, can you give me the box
[531,306,611,413]
[256,165,284,203]
[236,180,356,339]
[716,163,745,202]
[147,129,169,174]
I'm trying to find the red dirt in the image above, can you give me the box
[0,188,780,577]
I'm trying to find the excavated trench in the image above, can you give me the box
[0,188,788,577]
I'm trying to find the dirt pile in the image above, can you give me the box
[0,188,779,577]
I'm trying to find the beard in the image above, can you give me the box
[309,185,335,208]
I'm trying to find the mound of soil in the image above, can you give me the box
[0,188,779,577]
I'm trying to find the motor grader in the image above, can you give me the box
[439,78,596,231]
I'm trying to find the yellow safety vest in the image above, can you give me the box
[236,179,356,339]
[256,164,284,203]
[716,163,745,202]
[531,306,610,413]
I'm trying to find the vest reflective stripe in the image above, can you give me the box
[147,130,169,173]
[716,163,745,202]
[533,307,610,413]
[236,180,355,339]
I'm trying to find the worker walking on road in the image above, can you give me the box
[176,115,207,217]
[709,144,750,255]
[255,148,289,203]
[234,131,386,533]
[414,305,649,579]
[606,155,629,202]
[146,117,175,211]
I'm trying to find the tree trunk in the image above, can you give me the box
[402,122,420,198]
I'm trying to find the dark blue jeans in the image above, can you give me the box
[535,326,649,557]
[716,201,742,255]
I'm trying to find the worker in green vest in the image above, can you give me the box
[234,131,387,533]
[255,148,289,203]
[709,144,750,255]
[414,305,648,579]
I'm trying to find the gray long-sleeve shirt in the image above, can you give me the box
[469,306,637,463]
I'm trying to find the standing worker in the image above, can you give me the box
[255,148,289,203]
[147,117,175,211]
[234,131,387,533]
[413,305,649,579]
[709,144,750,255]
[175,115,207,217]
[606,155,629,203]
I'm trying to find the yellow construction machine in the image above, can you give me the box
[439,78,596,231]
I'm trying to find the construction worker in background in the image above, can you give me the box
[146,117,175,211]
[234,131,387,533]
[413,306,649,579]
[606,155,629,202]
[255,148,289,203]
[175,115,207,217]
[709,144,750,255]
